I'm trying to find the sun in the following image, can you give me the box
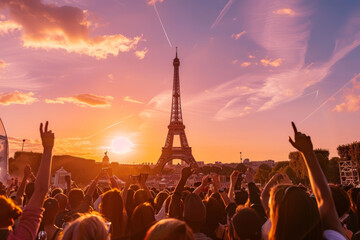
[111,137,134,154]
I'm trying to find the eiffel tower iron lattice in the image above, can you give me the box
[153,49,198,173]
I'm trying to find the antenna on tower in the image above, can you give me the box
[176,46,178,58]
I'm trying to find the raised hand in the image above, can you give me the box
[288,122,313,153]
[181,166,195,180]
[244,168,254,183]
[40,121,55,150]
[230,170,240,186]
[201,174,211,187]
[211,174,221,192]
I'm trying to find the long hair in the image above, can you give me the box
[100,189,124,239]
[130,202,156,240]
[61,213,107,240]
[269,185,322,240]
[0,196,22,228]
[145,218,194,240]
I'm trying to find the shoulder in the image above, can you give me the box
[323,229,347,240]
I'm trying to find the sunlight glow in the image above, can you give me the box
[111,137,134,154]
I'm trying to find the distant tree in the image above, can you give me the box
[283,166,297,182]
[326,157,340,184]
[337,142,360,164]
[236,163,247,173]
[289,151,307,181]
[272,161,289,173]
[314,148,329,174]
[254,164,272,185]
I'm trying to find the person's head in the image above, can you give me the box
[54,193,68,211]
[130,202,156,240]
[61,213,108,240]
[51,187,63,197]
[134,189,148,207]
[68,188,84,210]
[130,184,140,192]
[203,197,223,235]
[183,193,206,233]
[145,218,194,240]
[234,190,248,205]
[154,191,169,213]
[42,198,59,225]
[100,189,124,238]
[0,196,22,228]
[269,185,321,240]
[125,189,135,218]
[25,182,35,202]
[330,184,350,218]
[231,207,261,240]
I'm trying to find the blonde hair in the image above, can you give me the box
[61,213,108,240]
[145,218,194,240]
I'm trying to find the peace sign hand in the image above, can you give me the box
[40,121,55,150]
[288,122,313,154]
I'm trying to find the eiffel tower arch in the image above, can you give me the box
[153,49,198,173]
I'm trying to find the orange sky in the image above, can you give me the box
[0,0,360,164]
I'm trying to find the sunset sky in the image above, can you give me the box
[0,0,360,164]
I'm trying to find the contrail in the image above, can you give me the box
[153,3,172,47]
[85,115,134,140]
[211,0,235,28]
[300,78,355,123]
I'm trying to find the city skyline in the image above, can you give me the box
[0,0,360,163]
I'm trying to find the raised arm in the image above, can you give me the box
[169,167,194,218]
[211,173,231,206]
[27,121,54,208]
[289,122,345,236]
[228,170,240,201]
[139,174,152,200]
[193,174,211,195]
[8,122,54,240]
[261,173,283,216]
[15,165,32,205]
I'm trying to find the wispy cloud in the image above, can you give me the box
[0,90,38,106]
[241,62,251,67]
[124,96,144,104]
[147,0,164,5]
[231,30,246,40]
[274,8,296,16]
[333,74,360,112]
[0,20,22,34]
[211,0,235,28]
[0,0,143,59]
[46,93,113,108]
[0,59,6,69]
[135,48,148,60]
[143,0,360,121]
[260,58,283,67]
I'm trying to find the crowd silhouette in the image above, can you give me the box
[0,121,357,240]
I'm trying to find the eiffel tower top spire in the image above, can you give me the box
[170,47,183,123]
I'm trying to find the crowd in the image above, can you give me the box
[0,121,358,240]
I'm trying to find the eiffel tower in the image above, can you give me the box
[153,49,198,173]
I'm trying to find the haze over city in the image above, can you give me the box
[0,0,360,164]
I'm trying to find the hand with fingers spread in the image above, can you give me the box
[40,121,55,150]
[288,122,313,154]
